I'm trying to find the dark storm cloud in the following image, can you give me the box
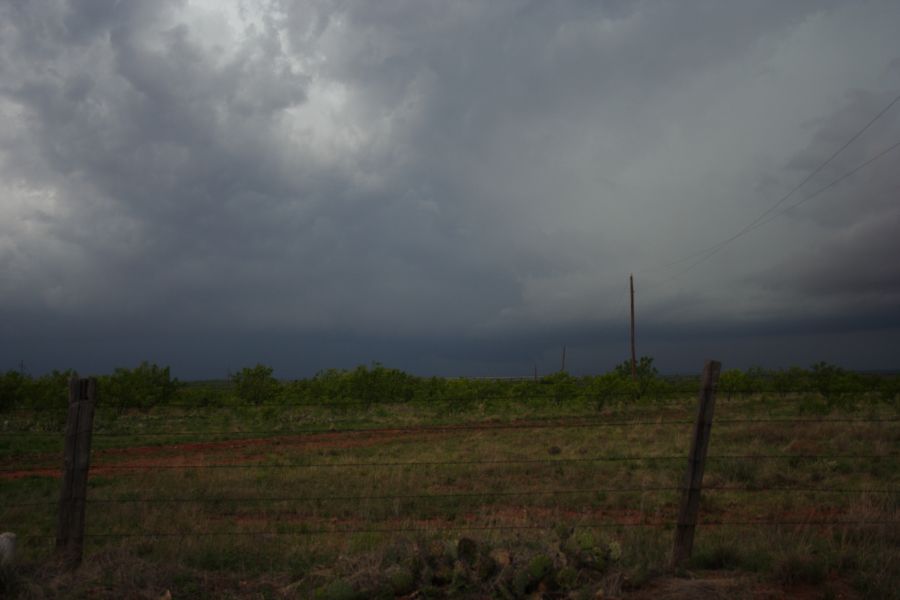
[2,0,900,376]
[762,205,900,300]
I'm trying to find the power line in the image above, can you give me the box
[643,88,900,283]
[746,140,900,230]
[663,139,900,282]
[746,92,900,227]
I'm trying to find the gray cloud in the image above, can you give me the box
[1,0,900,377]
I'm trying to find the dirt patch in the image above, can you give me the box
[0,467,59,480]
[0,427,453,480]
[624,572,862,600]
[626,574,749,600]
[1,416,626,480]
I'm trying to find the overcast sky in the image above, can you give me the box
[2,0,900,378]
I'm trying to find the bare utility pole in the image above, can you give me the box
[560,345,567,373]
[630,274,637,380]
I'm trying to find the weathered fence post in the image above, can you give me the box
[671,360,721,569]
[56,376,97,568]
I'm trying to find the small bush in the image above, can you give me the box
[773,553,827,586]
[512,554,554,596]
[612,356,661,400]
[102,362,181,411]
[384,565,415,595]
[231,364,281,405]
[314,578,357,600]
[0,369,75,411]
[0,370,28,412]
[0,565,20,597]
[690,543,742,570]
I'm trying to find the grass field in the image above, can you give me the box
[1,389,898,599]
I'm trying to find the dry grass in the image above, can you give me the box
[1,395,897,598]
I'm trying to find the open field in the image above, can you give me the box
[1,383,898,599]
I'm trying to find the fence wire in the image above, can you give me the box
[4,452,898,475]
[6,486,899,510]
[4,415,897,440]
[7,385,897,412]
[3,383,898,556]
[14,520,899,542]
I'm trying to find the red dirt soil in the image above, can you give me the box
[0,427,451,480]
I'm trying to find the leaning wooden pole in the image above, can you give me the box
[671,360,721,569]
[56,376,97,568]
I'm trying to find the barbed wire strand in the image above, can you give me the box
[3,452,898,474]
[5,385,897,412]
[3,415,897,439]
[8,485,898,509]
[14,520,899,541]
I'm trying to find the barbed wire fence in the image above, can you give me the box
[1,361,897,571]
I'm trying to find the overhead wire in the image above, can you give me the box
[637,89,900,289]
[659,139,900,284]
[652,90,900,273]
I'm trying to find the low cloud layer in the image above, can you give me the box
[2,0,899,377]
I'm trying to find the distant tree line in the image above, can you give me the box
[1,359,898,412]
[0,362,181,412]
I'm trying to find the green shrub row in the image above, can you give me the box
[1,359,897,411]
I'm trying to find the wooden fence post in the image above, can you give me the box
[56,376,97,568]
[671,360,721,569]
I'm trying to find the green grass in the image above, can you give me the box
[0,392,897,598]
